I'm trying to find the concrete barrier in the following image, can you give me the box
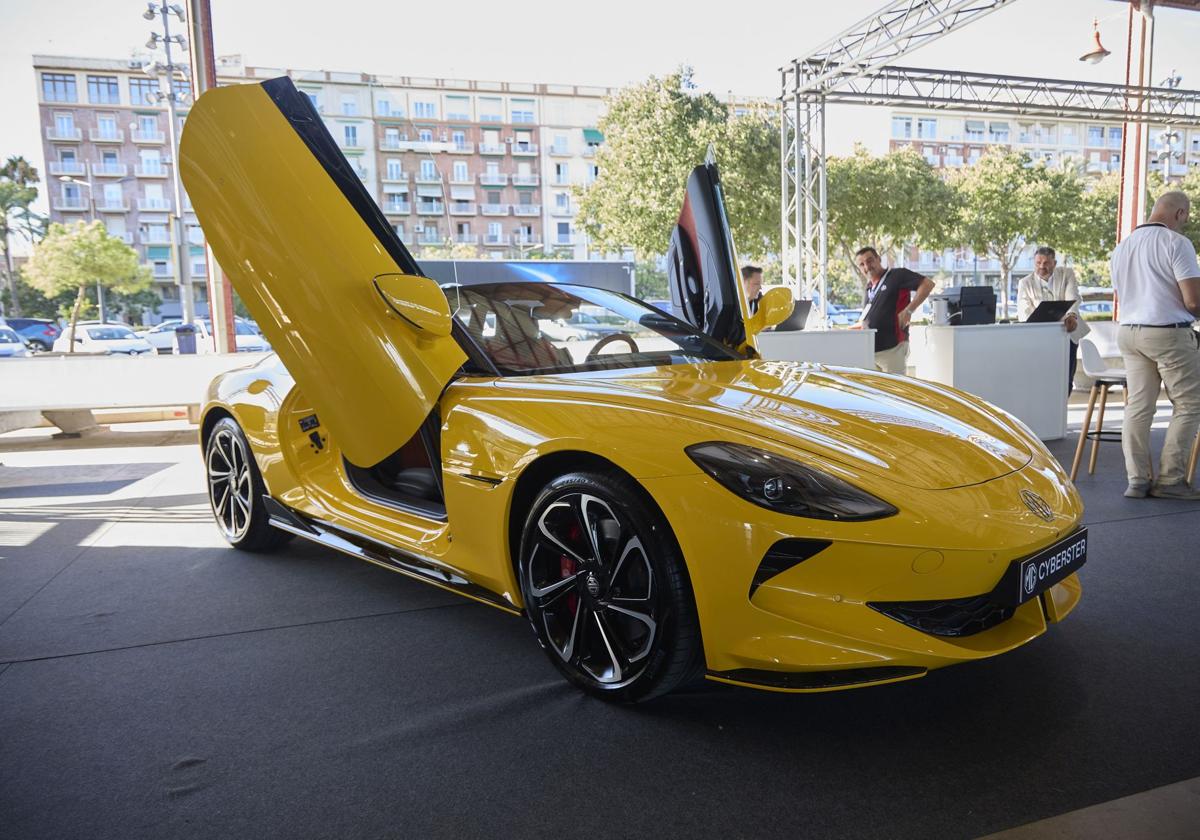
[1,352,268,413]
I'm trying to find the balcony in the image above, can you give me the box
[479,173,508,186]
[138,198,172,211]
[113,232,134,244]
[511,234,542,246]
[97,200,129,212]
[49,161,86,177]
[384,201,412,215]
[415,172,443,184]
[551,176,571,187]
[944,156,964,168]
[553,236,576,246]
[481,204,509,216]
[416,233,443,245]
[132,130,165,144]
[548,144,571,157]
[484,233,506,245]
[45,125,82,142]
[582,146,597,158]
[550,203,574,216]
[416,202,445,215]
[479,143,506,155]
[449,174,474,185]
[449,142,475,154]
[139,231,172,245]
[136,164,168,178]
[90,128,124,143]
[511,143,538,156]
[382,170,409,183]
[379,138,404,151]
[513,204,541,216]
[53,197,88,211]
[455,234,479,244]
[513,174,539,186]
[91,162,128,177]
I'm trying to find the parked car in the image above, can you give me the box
[563,310,626,338]
[52,322,155,355]
[0,326,32,358]
[537,318,591,342]
[139,318,273,353]
[828,308,863,326]
[1079,300,1114,319]
[3,317,61,352]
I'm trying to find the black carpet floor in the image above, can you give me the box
[1,431,1197,839]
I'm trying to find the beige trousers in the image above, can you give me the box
[1117,325,1200,485]
[874,341,909,375]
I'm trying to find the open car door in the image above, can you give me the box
[666,160,747,348]
[180,78,467,467]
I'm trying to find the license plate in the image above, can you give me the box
[1002,529,1088,606]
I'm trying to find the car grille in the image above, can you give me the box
[867,594,1015,638]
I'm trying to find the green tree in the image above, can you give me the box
[634,261,668,300]
[23,221,151,351]
[826,146,959,273]
[1147,169,1200,252]
[1,155,42,317]
[577,68,779,261]
[951,149,1085,317]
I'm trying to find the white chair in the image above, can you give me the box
[1071,337,1127,481]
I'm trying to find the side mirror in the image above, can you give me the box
[745,286,793,335]
[373,274,454,337]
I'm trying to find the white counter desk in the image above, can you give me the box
[755,329,877,369]
[908,323,1068,440]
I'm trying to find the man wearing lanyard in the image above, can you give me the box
[1112,191,1200,499]
[1017,246,1089,395]
[853,246,934,374]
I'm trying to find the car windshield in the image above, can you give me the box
[444,282,746,376]
[0,328,21,343]
[87,326,136,340]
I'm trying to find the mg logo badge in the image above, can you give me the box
[1020,489,1054,522]
[1024,563,1039,595]
[585,573,601,598]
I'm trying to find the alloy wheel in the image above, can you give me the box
[206,426,254,542]
[524,492,658,688]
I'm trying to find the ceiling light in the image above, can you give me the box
[1079,19,1110,64]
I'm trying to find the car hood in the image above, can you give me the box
[505,359,1034,491]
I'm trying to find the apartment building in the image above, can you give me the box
[888,109,1198,179]
[34,54,619,322]
[34,55,208,320]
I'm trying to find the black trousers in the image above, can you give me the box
[1068,340,1078,396]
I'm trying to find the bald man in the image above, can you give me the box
[1112,190,1200,499]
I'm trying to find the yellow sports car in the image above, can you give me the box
[181,78,1087,702]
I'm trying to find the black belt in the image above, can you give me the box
[1123,322,1195,328]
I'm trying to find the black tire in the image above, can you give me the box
[204,417,291,552]
[518,470,702,702]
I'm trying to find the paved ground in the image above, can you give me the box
[1,411,1198,840]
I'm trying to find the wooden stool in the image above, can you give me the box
[1071,339,1128,482]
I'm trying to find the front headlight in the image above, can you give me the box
[685,442,897,521]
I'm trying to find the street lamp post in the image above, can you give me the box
[142,2,194,326]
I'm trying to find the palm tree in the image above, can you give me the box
[0,156,41,317]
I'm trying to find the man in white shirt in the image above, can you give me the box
[1111,191,1200,499]
[1017,246,1090,395]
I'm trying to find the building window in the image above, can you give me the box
[479,97,502,123]
[377,99,390,116]
[451,129,467,149]
[419,160,437,180]
[1087,126,1104,146]
[87,75,120,104]
[452,161,469,182]
[487,191,501,204]
[511,99,535,123]
[891,117,912,139]
[554,162,569,183]
[989,122,1009,143]
[386,159,403,180]
[446,96,470,121]
[418,128,433,142]
[556,222,571,243]
[413,100,437,119]
[153,260,171,278]
[129,77,157,105]
[341,95,357,116]
[965,120,985,141]
[343,124,358,147]
[555,193,569,211]
[1108,126,1122,148]
[171,77,191,100]
[917,118,937,139]
[42,73,77,102]
[54,112,76,136]
[302,90,320,111]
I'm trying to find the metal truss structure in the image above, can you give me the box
[780,0,1200,316]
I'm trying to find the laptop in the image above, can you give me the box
[772,299,813,332]
[1026,300,1075,323]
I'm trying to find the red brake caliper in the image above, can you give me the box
[562,522,581,614]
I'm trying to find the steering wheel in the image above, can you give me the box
[585,332,639,361]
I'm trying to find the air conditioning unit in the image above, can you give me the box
[505,137,514,144]
[440,133,448,142]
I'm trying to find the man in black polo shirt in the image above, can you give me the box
[853,246,934,374]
